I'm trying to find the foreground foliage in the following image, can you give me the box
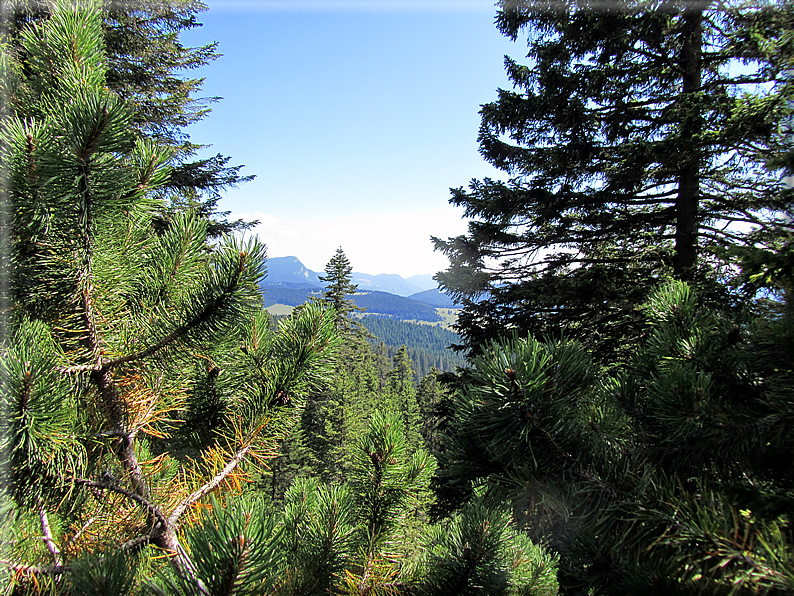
[145,411,558,596]
[0,2,339,590]
[437,280,794,594]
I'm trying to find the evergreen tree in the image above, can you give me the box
[277,478,358,596]
[384,346,422,453]
[271,411,557,596]
[270,249,381,489]
[409,493,559,596]
[319,247,366,334]
[0,4,339,590]
[437,280,794,594]
[345,410,435,595]
[4,0,256,238]
[275,332,388,488]
[434,0,793,357]
[264,419,317,503]
[415,368,453,454]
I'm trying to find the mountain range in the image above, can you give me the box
[260,256,459,313]
[265,256,438,296]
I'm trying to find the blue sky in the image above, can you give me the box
[180,0,525,277]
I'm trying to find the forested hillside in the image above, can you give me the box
[271,299,464,380]
[352,291,443,322]
[360,317,466,381]
[407,287,459,308]
[261,284,445,322]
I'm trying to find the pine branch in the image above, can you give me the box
[118,534,152,554]
[167,441,253,527]
[0,560,71,576]
[72,477,167,532]
[67,517,96,548]
[89,370,151,501]
[38,507,61,568]
[61,248,252,377]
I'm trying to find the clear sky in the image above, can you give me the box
[181,0,525,278]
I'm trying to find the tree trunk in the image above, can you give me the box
[675,8,703,280]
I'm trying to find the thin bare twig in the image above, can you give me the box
[167,442,253,527]
[67,517,96,548]
[39,508,61,568]
[0,559,71,576]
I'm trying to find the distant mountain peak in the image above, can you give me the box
[266,256,439,296]
[266,256,322,287]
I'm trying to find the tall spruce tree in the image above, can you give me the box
[0,3,339,591]
[434,0,793,356]
[275,248,375,486]
[319,247,366,333]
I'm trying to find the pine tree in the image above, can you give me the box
[436,280,794,594]
[434,0,793,357]
[326,335,388,481]
[409,493,559,596]
[4,0,256,238]
[275,248,380,487]
[345,410,435,595]
[278,331,388,488]
[276,478,358,596]
[416,368,453,454]
[0,4,339,590]
[384,346,422,453]
[319,362,358,483]
[264,419,318,503]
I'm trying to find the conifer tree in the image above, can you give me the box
[319,247,366,334]
[385,346,422,453]
[437,280,794,594]
[277,248,379,487]
[345,410,435,594]
[409,493,559,596]
[434,0,793,357]
[273,330,388,488]
[0,4,339,590]
[5,0,256,238]
[415,368,453,453]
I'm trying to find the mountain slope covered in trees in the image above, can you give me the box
[261,285,449,322]
[360,317,466,381]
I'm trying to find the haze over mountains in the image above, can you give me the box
[261,256,460,314]
[261,257,466,379]
[265,256,440,297]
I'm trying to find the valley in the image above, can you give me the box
[261,256,466,379]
